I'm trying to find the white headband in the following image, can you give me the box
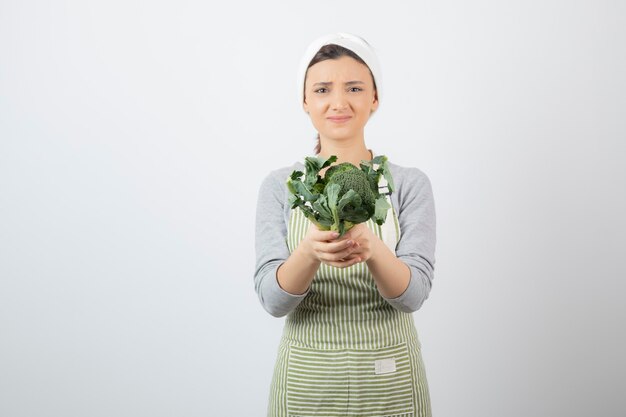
[296,32,382,112]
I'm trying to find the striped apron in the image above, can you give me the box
[267,196,432,417]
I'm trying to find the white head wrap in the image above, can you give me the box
[297,32,382,112]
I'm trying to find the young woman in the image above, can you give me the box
[254,32,437,417]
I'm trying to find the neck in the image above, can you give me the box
[317,134,372,167]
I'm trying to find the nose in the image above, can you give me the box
[331,89,349,110]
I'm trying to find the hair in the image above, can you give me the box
[304,44,378,154]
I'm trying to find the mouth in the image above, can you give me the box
[327,116,352,123]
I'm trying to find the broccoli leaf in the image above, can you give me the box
[373,196,391,225]
[287,178,319,202]
[376,156,395,194]
[304,155,337,186]
[287,194,300,209]
[290,170,304,180]
[337,190,369,223]
[337,189,361,213]
[312,182,325,194]
[325,182,341,231]
[360,155,395,196]
[371,155,386,165]
[312,194,333,220]
[342,207,370,224]
[359,160,380,194]
[326,182,340,207]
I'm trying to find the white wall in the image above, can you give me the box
[1,1,624,416]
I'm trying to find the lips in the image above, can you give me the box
[327,116,352,122]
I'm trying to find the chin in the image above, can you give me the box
[321,128,360,139]
[321,133,354,142]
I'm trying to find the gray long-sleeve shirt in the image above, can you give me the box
[254,158,436,317]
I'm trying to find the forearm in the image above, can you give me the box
[276,245,320,295]
[366,237,411,299]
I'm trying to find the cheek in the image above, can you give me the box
[310,105,329,119]
[359,103,372,118]
[309,99,327,111]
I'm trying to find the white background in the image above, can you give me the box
[1,1,625,416]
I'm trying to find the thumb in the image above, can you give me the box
[308,224,340,242]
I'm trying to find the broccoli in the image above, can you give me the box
[324,162,356,181]
[286,155,395,236]
[325,163,376,217]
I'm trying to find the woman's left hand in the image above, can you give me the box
[340,223,378,263]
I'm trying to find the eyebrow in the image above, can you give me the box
[312,81,366,87]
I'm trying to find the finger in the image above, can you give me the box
[309,227,341,242]
[343,225,365,239]
[324,256,362,268]
[320,238,356,253]
[318,245,359,262]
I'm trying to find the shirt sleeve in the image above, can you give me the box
[253,170,310,317]
[382,168,437,313]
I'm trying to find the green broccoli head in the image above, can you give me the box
[324,163,377,216]
[325,162,356,181]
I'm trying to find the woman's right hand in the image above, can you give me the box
[299,224,362,268]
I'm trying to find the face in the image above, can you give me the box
[303,55,379,143]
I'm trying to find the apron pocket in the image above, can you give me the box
[286,343,414,417]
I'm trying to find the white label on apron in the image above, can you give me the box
[374,358,397,375]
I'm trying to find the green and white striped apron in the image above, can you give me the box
[267,196,432,417]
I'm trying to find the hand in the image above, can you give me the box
[341,223,377,263]
[299,224,362,268]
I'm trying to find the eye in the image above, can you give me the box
[349,87,363,92]
[314,88,328,93]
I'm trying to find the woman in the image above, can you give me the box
[254,32,437,417]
